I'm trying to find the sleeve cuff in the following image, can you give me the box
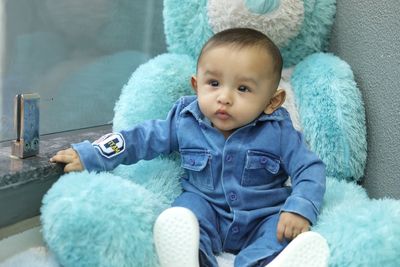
[72,141,106,172]
[281,195,319,225]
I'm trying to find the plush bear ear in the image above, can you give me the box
[264,89,286,114]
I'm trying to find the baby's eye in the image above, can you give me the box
[238,85,250,92]
[208,80,219,87]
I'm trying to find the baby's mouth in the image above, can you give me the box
[215,109,230,120]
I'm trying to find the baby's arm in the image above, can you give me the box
[277,212,310,242]
[50,148,84,173]
[278,114,326,241]
[49,98,184,173]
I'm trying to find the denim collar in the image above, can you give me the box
[180,96,287,126]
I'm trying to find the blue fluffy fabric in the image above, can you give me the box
[113,156,183,203]
[244,0,280,14]
[315,178,400,267]
[291,53,367,182]
[164,0,336,68]
[164,0,213,59]
[41,171,166,267]
[280,0,336,67]
[113,53,196,130]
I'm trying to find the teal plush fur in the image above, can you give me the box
[292,53,367,181]
[41,0,400,266]
[164,0,213,59]
[113,53,195,130]
[315,178,400,267]
[280,0,336,67]
[42,171,166,267]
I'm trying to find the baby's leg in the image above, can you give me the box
[173,192,223,266]
[154,192,222,267]
[234,213,287,267]
[234,213,329,267]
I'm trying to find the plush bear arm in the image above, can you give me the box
[291,52,367,182]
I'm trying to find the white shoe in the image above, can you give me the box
[267,231,330,267]
[153,207,200,267]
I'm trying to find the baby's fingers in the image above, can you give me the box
[50,153,73,164]
[56,148,76,156]
[50,148,83,173]
[50,148,76,163]
[64,162,83,173]
[284,227,294,241]
[277,222,285,242]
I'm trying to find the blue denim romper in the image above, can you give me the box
[73,96,326,267]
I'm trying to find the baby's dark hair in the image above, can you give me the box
[197,28,283,85]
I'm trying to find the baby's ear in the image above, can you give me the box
[191,75,198,93]
[264,89,286,115]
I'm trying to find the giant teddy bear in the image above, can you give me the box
[41,0,400,267]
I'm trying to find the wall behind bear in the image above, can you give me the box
[329,0,400,199]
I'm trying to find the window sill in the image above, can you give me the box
[0,125,111,228]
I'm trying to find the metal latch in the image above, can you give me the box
[11,93,40,158]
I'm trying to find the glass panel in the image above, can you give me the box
[0,0,165,142]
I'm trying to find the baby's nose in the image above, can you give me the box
[217,91,232,105]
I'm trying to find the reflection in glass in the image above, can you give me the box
[0,0,165,142]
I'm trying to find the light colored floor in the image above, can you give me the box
[0,217,44,262]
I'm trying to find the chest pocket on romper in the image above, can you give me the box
[241,150,281,186]
[180,149,214,190]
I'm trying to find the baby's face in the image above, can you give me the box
[192,45,278,138]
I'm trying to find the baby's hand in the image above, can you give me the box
[277,212,310,242]
[50,148,84,173]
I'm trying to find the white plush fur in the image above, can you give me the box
[280,68,302,131]
[207,0,304,46]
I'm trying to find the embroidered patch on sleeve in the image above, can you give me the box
[93,133,126,158]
